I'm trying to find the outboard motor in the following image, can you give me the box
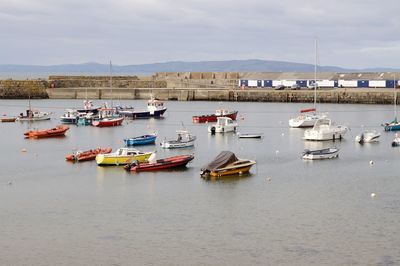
[359,133,365,144]
[210,126,216,135]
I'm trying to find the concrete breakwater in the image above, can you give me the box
[46,87,399,105]
[0,80,48,99]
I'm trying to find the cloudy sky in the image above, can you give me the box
[1,0,399,68]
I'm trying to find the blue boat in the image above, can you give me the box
[383,118,400,131]
[124,134,157,146]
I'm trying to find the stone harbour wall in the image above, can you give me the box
[0,80,48,99]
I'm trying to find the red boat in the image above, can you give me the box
[92,116,124,127]
[24,125,69,138]
[66,147,112,162]
[300,108,316,113]
[124,154,194,172]
[192,109,238,123]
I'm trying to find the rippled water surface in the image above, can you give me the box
[1,99,400,265]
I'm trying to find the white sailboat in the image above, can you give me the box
[289,39,325,128]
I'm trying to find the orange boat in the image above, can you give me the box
[66,147,112,162]
[24,125,69,138]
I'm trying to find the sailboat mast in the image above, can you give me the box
[394,73,397,119]
[314,39,317,109]
[109,60,113,108]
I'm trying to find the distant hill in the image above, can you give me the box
[0,60,398,78]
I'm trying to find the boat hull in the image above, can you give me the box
[193,111,238,123]
[384,123,400,131]
[124,135,157,146]
[92,117,124,127]
[161,139,195,149]
[66,148,112,162]
[0,117,16,122]
[119,108,167,119]
[24,125,69,138]
[304,127,348,141]
[96,153,151,166]
[302,148,339,160]
[126,155,194,172]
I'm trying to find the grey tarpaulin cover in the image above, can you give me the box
[202,151,238,171]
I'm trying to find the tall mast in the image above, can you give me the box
[109,60,113,108]
[314,39,317,109]
[394,73,397,120]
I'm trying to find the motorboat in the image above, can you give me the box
[124,154,194,172]
[124,134,157,146]
[161,130,196,149]
[192,109,238,123]
[237,133,263,139]
[60,109,83,124]
[200,151,256,179]
[392,134,400,147]
[24,125,69,138]
[302,148,339,160]
[0,116,16,122]
[117,97,167,119]
[304,118,349,141]
[95,148,153,166]
[355,130,381,143]
[92,108,124,127]
[208,117,238,134]
[17,109,51,121]
[76,100,100,115]
[66,147,112,162]
[289,108,326,128]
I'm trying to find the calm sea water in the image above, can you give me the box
[1,99,399,266]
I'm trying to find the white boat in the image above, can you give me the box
[17,109,51,121]
[302,148,339,160]
[355,130,381,143]
[161,130,196,149]
[304,118,349,141]
[60,109,83,124]
[237,133,263,139]
[392,134,400,147]
[289,40,325,128]
[208,117,238,134]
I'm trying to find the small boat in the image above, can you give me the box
[208,117,238,134]
[17,109,51,121]
[161,130,196,149]
[117,97,167,119]
[392,134,400,147]
[124,154,194,172]
[0,116,17,122]
[124,134,157,146]
[237,133,263,139]
[66,147,112,162]
[24,125,69,138]
[60,109,83,124]
[302,148,339,160]
[304,118,349,141]
[355,130,381,143]
[95,148,153,166]
[192,109,238,123]
[200,151,256,178]
[92,108,124,127]
[383,118,400,132]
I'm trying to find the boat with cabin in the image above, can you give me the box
[18,109,51,122]
[304,118,349,141]
[302,148,339,160]
[200,151,256,179]
[24,125,69,138]
[192,109,238,123]
[124,154,194,172]
[117,97,167,119]
[95,148,153,166]
[161,130,196,149]
[124,134,157,146]
[208,117,238,134]
[355,130,381,143]
[92,108,124,127]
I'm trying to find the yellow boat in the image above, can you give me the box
[200,151,256,178]
[96,148,153,166]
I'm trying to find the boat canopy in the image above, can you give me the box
[201,151,238,171]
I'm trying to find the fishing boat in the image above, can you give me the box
[304,118,349,141]
[92,108,123,127]
[17,109,51,121]
[161,130,196,149]
[355,130,381,143]
[289,40,325,128]
[124,134,157,146]
[383,75,400,131]
[200,151,256,178]
[24,125,69,138]
[95,148,153,166]
[237,133,263,139]
[392,134,400,147]
[208,117,238,134]
[0,116,17,122]
[192,109,238,123]
[60,109,83,124]
[76,100,100,114]
[117,97,167,119]
[302,148,339,160]
[124,154,194,172]
[66,147,112,162]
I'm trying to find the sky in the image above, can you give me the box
[1,0,399,68]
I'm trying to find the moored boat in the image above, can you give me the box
[392,134,400,147]
[200,151,256,178]
[237,133,263,139]
[192,109,238,123]
[355,130,381,143]
[304,118,349,141]
[95,148,153,166]
[208,117,238,134]
[24,125,69,138]
[117,97,167,119]
[289,108,326,128]
[161,130,196,149]
[124,154,194,172]
[124,134,157,146]
[92,108,124,127]
[302,148,339,160]
[66,147,112,162]
[17,109,51,121]
[60,109,82,124]
[0,116,17,122]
